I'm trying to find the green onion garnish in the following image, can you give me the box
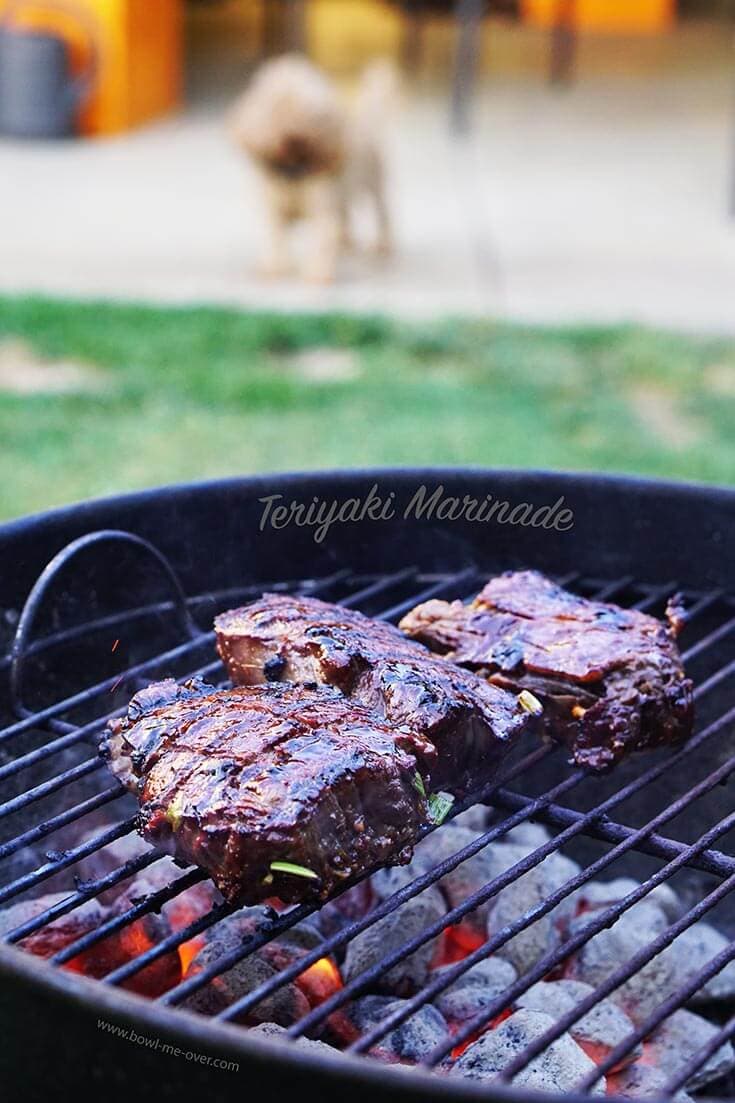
[165,794,185,831]
[427,791,455,826]
[269,861,319,881]
[413,771,427,798]
[518,690,543,716]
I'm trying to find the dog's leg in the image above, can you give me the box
[368,153,393,257]
[303,178,342,284]
[373,180,393,257]
[258,181,292,279]
[338,187,354,253]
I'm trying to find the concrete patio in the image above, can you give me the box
[1,24,734,332]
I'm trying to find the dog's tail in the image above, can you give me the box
[352,58,400,128]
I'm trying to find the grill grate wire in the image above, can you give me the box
[0,530,733,1096]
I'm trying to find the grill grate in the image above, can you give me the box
[1,529,734,1096]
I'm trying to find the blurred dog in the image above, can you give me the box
[230,55,397,284]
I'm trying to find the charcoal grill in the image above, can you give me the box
[1,468,734,1103]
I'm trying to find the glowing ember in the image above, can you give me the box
[28,915,181,998]
[450,1027,484,1061]
[119,922,157,959]
[449,1007,513,1060]
[636,1042,658,1067]
[435,924,485,966]
[9,815,735,1094]
[116,920,181,996]
[296,957,342,1006]
[165,884,218,932]
[178,935,206,976]
[578,1040,612,1066]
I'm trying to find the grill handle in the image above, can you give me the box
[9,529,199,716]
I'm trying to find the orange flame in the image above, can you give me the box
[178,934,206,976]
[297,957,342,1006]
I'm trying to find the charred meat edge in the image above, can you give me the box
[214,593,537,795]
[103,678,428,905]
[398,569,694,771]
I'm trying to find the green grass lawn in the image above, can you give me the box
[1,296,734,522]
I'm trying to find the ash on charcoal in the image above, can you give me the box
[333,994,448,1061]
[74,831,158,905]
[249,917,324,973]
[452,806,489,832]
[249,1022,342,1059]
[343,890,446,996]
[433,956,517,1024]
[610,1062,692,1102]
[566,899,675,1025]
[75,831,224,924]
[665,922,735,1004]
[371,1002,448,1063]
[578,878,681,922]
[316,881,372,939]
[181,912,310,1026]
[110,854,197,902]
[369,865,445,915]
[0,893,104,947]
[514,979,641,1068]
[450,1008,606,1093]
[278,920,324,952]
[371,825,528,939]
[568,897,735,1025]
[328,993,395,1042]
[646,1009,735,1091]
[372,825,503,937]
[487,850,581,975]
[419,830,528,939]
[502,823,551,851]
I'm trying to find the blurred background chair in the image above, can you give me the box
[383,1,580,131]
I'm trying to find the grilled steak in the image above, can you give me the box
[103,678,428,905]
[399,570,694,771]
[215,594,536,794]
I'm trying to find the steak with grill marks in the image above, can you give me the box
[398,570,693,771]
[103,678,428,905]
[215,594,537,795]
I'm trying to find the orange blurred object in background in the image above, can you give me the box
[0,0,678,137]
[522,0,675,34]
[0,0,182,135]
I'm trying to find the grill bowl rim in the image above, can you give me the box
[0,940,651,1103]
[1,465,734,541]
[1,466,733,1098]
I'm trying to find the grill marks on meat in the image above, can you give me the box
[106,598,535,907]
[215,595,535,794]
[104,575,690,908]
[103,678,427,905]
[399,570,694,771]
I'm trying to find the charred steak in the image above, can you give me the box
[399,570,693,771]
[215,594,537,794]
[103,678,428,905]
